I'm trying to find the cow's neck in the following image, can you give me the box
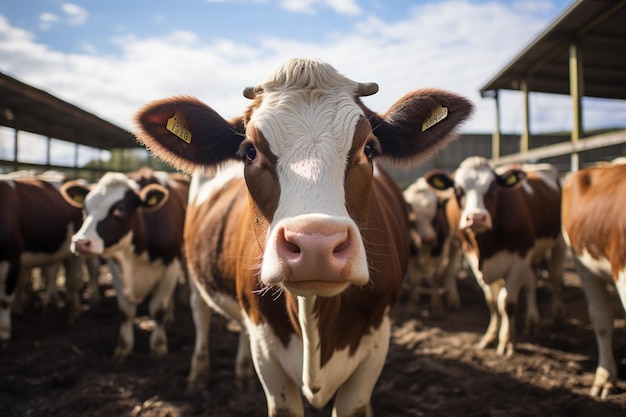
[297,295,321,397]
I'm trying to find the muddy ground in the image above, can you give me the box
[1,257,625,417]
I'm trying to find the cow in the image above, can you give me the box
[60,168,189,361]
[562,162,626,398]
[426,157,565,356]
[403,175,461,314]
[0,171,84,343]
[133,58,473,416]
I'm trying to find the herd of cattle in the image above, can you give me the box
[1,59,625,416]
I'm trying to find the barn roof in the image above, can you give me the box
[480,0,626,100]
[0,70,139,149]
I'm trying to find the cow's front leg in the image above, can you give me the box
[498,262,530,356]
[63,255,85,324]
[108,259,135,361]
[477,280,501,349]
[41,263,61,310]
[249,327,303,417]
[333,320,391,417]
[576,259,617,398]
[235,330,254,390]
[188,279,212,390]
[147,261,179,358]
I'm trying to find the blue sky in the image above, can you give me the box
[1,0,625,164]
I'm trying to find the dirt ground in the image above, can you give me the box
[1,257,626,417]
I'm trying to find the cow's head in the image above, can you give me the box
[60,172,169,256]
[134,58,473,297]
[403,177,440,247]
[426,156,525,234]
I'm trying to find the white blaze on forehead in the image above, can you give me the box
[249,61,363,220]
[84,172,139,220]
[455,157,495,222]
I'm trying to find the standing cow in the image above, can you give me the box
[0,171,85,343]
[403,175,461,314]
[60,168,188,360]
[562,162,626,398]
[133,58,473,416]
[426,157,565,356]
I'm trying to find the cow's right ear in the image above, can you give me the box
[424,171,454,191]
[60,181,91,208]
[133,96,245,174]
[138,184,170,212]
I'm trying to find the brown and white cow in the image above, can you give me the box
[0,172,84,342]
[403,175,461,314]
[426,157,565,356]
[60,168,189,360]
[133,58,473,416]
[562,162,626,398]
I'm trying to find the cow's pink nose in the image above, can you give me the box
[73,239,93,254]
[466,213,489,231]
[277,226,354,282]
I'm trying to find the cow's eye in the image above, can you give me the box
[111,203,127,219]
[245,145,257,161]
[364,142,375,159]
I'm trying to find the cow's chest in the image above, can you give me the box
[107,235,171,304]
[245,314,392,407]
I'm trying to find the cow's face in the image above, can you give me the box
[426,157,525,234]
[61,173,169,256]
[404,178,438,247]
[240,80,378,297]
[133,58,474,298]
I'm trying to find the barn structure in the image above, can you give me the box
[480,0,626,171]
[0,71,155,180]
[388,0,626,188]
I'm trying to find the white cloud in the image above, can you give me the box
[62,3,89,26]
[1,1,625,142]
[38,12,59,30]
[279,0,361,15]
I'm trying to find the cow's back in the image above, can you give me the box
[563,164,626,275]
[14,178,81,255]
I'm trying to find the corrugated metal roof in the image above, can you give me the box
[0,71,139,149]
[480,0,626,99]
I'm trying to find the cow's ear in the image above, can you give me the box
[424,170,455,191]
[496,169,526,188]
[139,184,169,212]
[60,180,91,208]
[364,88,473,165]
[134,96,245,174]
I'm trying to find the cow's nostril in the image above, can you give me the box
[284,240,300,254]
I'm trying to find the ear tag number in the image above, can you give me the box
[422,104,448,132]
[166,112,192,144]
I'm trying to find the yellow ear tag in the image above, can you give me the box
[147,195,158,207]
[505,174,517,186]
[73,194,84,203]
[166,112,192,144]
[432,177,445,189]
[422,104,449,132]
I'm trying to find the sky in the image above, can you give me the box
[1,0,626,165]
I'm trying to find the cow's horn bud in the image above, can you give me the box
[357,82,379,97]
[243,86,261,99]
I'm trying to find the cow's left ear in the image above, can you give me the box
[424,170,455,191]
[495,169,526,188]
[139,184,170,211]
[363,88,473,165]
[60,180,91,208]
